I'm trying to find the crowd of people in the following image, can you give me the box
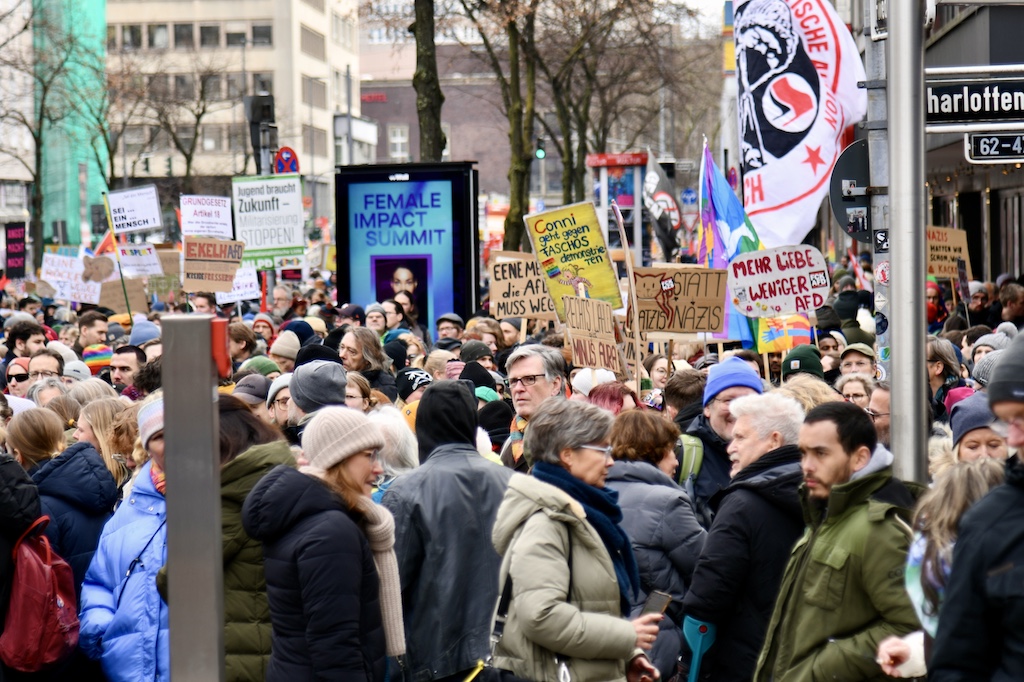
[0,269,1021,681]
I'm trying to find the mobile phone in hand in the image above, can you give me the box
[642,590,672,615]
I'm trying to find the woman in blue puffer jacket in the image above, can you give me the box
[79,397,168,682]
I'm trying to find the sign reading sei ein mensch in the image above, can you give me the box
[927,79,1024,125]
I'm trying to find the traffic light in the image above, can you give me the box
[535,137,546,160]
[165,157,173,176]
[142,158,150,174]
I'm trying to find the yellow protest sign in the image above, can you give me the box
[524,202,621,321]
[927,226,973,279]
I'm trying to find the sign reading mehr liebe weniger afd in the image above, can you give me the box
[927,79,1024,125]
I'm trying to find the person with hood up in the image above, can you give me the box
[382,380,512,681]
[242,406,404,681]
[681,393,806,681]
[79,397,169,682]
[606,409,706,680]
[491,398,661,682]
[754,402,919,682]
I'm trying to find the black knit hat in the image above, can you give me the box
[988,334,1024,406]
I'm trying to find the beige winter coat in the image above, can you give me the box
[491,473,640,682]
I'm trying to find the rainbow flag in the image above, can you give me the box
[757,314,813,353]
[697,142,761,348]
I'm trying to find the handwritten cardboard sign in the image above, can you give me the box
[927,226,973,279]
[116,243,164,277]
[215,267,261,305]
[727,245,830,317]
[180,195,233,239]
[40,254,102,304]
[563,295,620,373]
[630,266,728,333]
[524,202,621,321]
[149,250,182,303]
[183,237,245,293]
[107,185,162,234]
[488,251,557,319]
[99,278,148,314]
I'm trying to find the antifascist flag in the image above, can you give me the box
[735,0,867,248]
[642,152,682,262]
[698,142,762,348]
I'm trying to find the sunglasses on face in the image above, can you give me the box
[7,373,28,383]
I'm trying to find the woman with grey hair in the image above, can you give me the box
[27,376,70,406]
[491,397,660,682]
[835,372,876,409]
[368,406,418,503]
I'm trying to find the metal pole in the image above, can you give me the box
[887,0,928,482]
[346,65,354,165]
[163,315,224,682]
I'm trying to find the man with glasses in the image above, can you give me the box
[500,344,566,473]
[930,334,1024,680]
[27,348,64,388]
[866,380,891,448]
[839,343,876,376]
[1,320,47,390]
[435,313,464,340]
[684,357,763,528]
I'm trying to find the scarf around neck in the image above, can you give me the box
[532,461,640,614]
[508,415,528,464]
[150,459,166,495]
[356,497,406,657]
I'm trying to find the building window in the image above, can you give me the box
[301,76,327,109]
[252,72,273,96]
[226,73,245,98]
[123,126,148,155]
[201,74,222,101]
[150,127,169,151]
[148,24,169,49]
[301,0,325,12]
[388,125,410,162]
[200,25,220,48]
[252,24,272,46]
[226,31,246,47]
[122,25,142,50]
[300,25,326,61]
[202,125,223,152]
[174,125,196,150]
[107,25,117,50]
[228,124,247,152]
[303,125,328,157]
[332,12,354,48]
[147,74,169,100]
[174,23,194,48]
[174,74,195,100]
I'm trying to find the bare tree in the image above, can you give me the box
[411,0,447,161]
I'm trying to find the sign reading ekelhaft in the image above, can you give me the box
[232,174,305,270]
[927,80,1024,125]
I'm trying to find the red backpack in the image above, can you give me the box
[0,516,79,672]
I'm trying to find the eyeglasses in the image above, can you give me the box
[7,373,28,383]
[508,373,546,387]
[865,409,889,421]
[578,444,613,458]
[273,398,290,409]
[844,393,867,401]
[29,371,59,379]
[437,325,459,333]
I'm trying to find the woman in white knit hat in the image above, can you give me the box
[242,406,405,681]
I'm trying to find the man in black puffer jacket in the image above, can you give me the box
[681,393,806,682]
[931,335,1024,681]
[383,381,513,682]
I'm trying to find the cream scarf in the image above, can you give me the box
[357,497,407,657]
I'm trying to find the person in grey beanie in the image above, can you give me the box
[971,349,1004,390]
[287,360,348,446]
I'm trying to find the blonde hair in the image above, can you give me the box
[914,458,1005,615]
[424,349,455,380]
[7,408,66,468]
[346,372,376,413]
[399,333,427,366]
[80,398,129,484]
[775,374,844,412]
[69,378,119,405]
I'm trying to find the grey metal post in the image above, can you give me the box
[163,315,225,682]
[887,1,928,482]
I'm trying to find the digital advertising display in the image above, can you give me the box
[335,163,478,336]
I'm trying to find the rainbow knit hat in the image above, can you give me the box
[82,344,113,375]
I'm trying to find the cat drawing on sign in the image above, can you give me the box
[557,264,592,296]
[634,271,675,328]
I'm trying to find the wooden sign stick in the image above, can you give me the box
[612,202,642,397]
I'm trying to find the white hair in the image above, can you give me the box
[729,392,805,445]
[367,406,418,477]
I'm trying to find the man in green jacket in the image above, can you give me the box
[755,401,920,682]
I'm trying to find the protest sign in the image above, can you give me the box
[149,250,182,303]
[106,185,162,234]
[727,245,830,317]
[232,174,305,270]
[99,278,148,314]
[4,223,25,279]
[215,267,261,305]
[524,202,621,321]
[183,237,245,293]
[956,258,972,320]
[116,243,163,277]
[180,195,233,239]
[40,254,102,304]
[927,226,973,279]
[630,266,728,333]
[488,251,557,319]
[563,295,620,373]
